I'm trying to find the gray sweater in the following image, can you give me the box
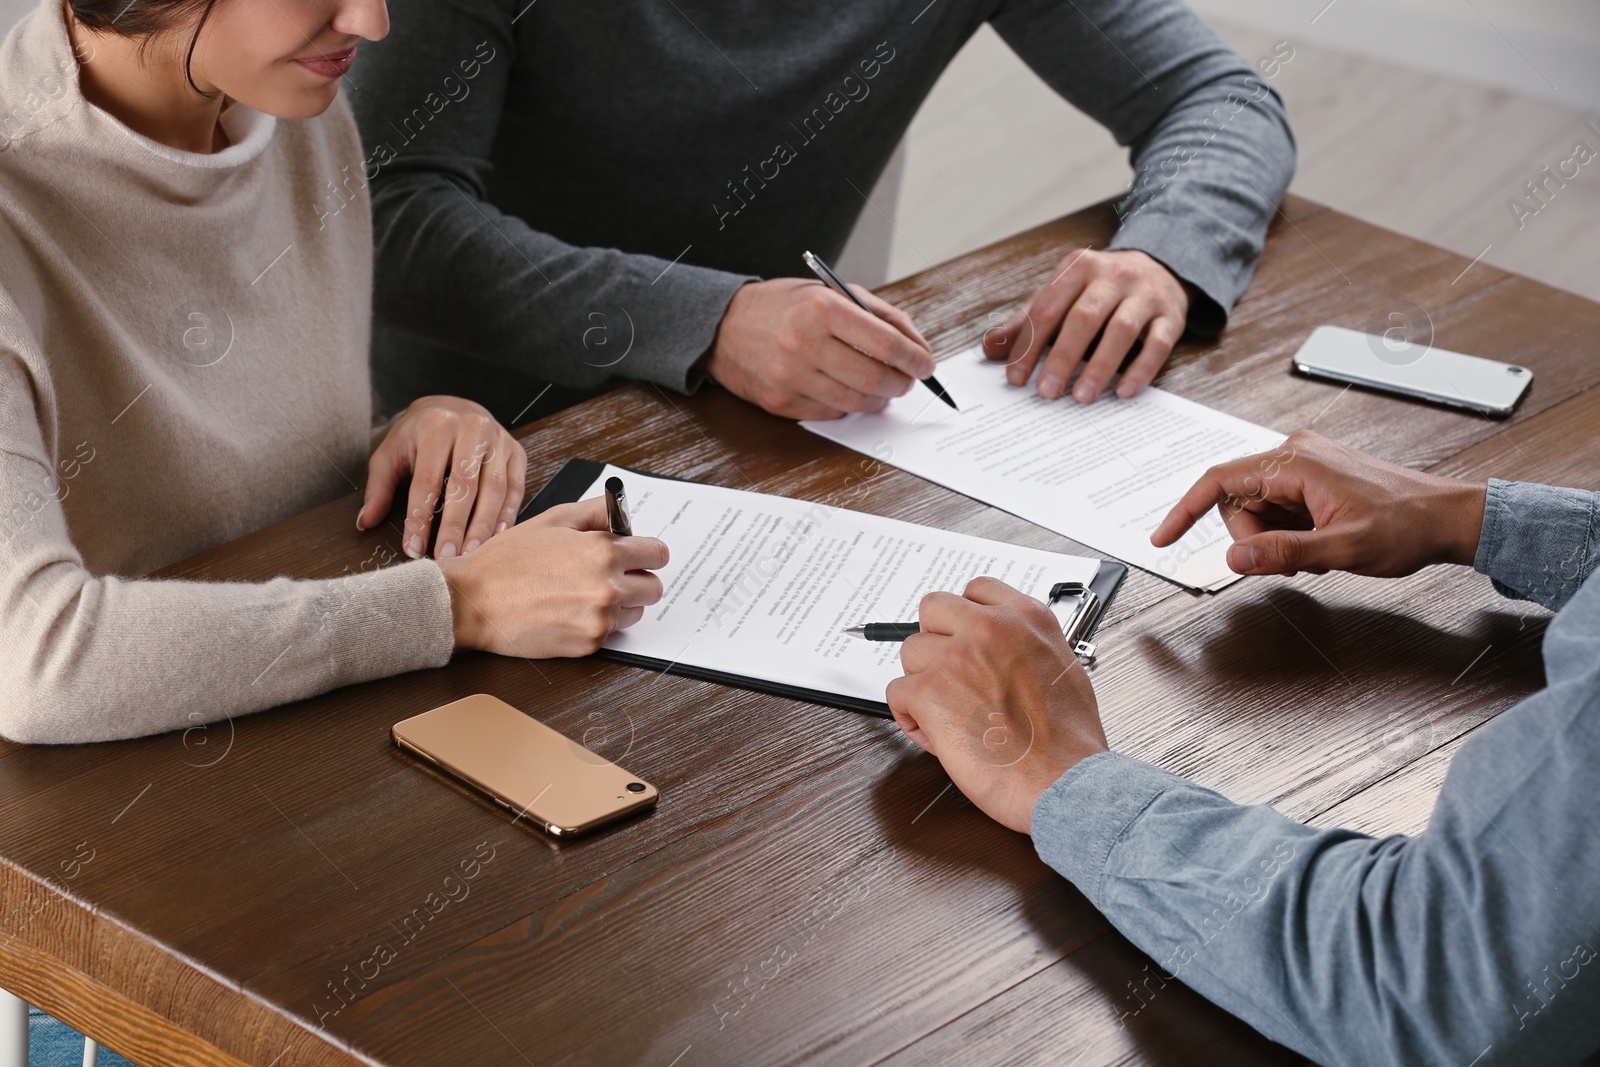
[1035,479,1600,1066]
[349,0,1295,420]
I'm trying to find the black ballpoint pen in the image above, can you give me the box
[843,623,920,642]
[802,251,959,411]
[845,583,1103,662]
[604,476,632,536]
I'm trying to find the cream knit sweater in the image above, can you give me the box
[0,0,456,743]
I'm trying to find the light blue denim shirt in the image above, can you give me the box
[1033,480,1600,1066]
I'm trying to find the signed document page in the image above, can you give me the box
[801,347,1285,589]
[578,466,1100,704]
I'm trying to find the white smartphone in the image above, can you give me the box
[1291,325,1532,417]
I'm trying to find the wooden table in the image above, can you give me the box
[2,195,1597,1067]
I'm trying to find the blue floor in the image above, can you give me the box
[28,1008,134,1067]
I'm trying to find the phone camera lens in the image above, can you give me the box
[626,782,646,793]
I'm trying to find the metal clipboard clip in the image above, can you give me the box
[1048,581,1102,665]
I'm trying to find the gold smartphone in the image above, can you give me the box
[392,694,658,838]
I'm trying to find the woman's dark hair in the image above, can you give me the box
[69,0,224,94]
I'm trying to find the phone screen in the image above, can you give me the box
[393,695,657,837]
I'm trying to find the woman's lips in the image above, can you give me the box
[293,48,357,79]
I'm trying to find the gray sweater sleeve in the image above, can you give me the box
[348,0,754,395]
[990,0,1296,333]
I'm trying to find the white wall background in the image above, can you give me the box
[1190,0,1600,111]
[0,0,29,34]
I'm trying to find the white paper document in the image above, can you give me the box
[578,466,1101,707]
[800,347,1286,590]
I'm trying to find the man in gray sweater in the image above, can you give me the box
[350,0,1294,425]
[888,430,1600,1065]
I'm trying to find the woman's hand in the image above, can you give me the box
[436,497,670,659]
[358,396,528,560]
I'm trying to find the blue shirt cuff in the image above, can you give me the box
[1030,751,1183,906]
[1474,478,1600,611]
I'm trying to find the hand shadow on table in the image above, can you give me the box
[867,746,1315,1064]
[1133,585,1549,699]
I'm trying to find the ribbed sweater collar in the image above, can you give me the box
[0,0,276,167]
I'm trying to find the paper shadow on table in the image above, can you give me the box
[1132,585,1550,698]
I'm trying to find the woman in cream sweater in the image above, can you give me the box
[0,0,668,746]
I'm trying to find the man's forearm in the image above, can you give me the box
[1107,74,1296,335]
[1032,689,1600,1067]
[368,173,754,394]
[991,0,1297,334]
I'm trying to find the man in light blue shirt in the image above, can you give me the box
[886,429,1600,1066]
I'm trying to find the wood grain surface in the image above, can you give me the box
[1,194,1596,1067]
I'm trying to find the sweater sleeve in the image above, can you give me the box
[350,0,754,396]
[0,362,456,746]
[989,0,1296,334]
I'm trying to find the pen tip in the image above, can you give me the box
[843,626,865,638]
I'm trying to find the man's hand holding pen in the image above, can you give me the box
[702,277,936,420]
[885,577,1109,835]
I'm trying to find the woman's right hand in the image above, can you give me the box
[436,496,669,658]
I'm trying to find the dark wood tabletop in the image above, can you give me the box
[2,194,1597,1067]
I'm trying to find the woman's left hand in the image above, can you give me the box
[358,396,528,560]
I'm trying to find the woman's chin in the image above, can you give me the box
[239,82,343,121]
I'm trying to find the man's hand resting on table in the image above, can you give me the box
[885,577,1109,835]
[981,247,1190,403]
[703,278,937,420]
[1151,430,1489,578]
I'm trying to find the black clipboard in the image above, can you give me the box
[523,459,1127,718]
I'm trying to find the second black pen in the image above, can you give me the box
[842,622,920,642]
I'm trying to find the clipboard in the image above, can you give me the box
[523,459,1127,718]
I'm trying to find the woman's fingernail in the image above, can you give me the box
[437,542,457,559]
[496,521,508,534]
[1074,380,1100,403]
[1038,375,1063,398]
[463,538,481,554]
[355,515,365,531]
[405,534,423,559]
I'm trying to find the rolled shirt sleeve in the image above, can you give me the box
[1474,479,1600,612]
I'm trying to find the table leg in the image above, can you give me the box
[0,988,27,1067]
